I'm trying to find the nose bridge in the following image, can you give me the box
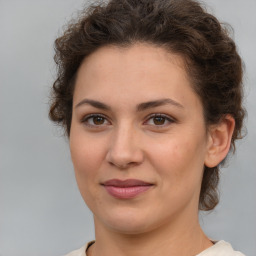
[106,121,143,168]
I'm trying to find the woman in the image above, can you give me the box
[49,0,246,255]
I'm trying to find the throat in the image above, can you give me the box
[91,218,213,256]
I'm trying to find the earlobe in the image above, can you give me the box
[204,115,235,168]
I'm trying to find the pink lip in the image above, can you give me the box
[102,179,153,199]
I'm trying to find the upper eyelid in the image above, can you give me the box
[145,113,176,122]
[82,113,109,120]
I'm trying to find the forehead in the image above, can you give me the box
[78,43,187,79]
[73,43,201,112]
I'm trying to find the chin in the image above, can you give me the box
[96,207,160,235]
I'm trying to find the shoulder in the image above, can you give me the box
[62,241,95,256]
[62,240,245,256]
[63,246,86,256]
[63,244,86,256]
[197,240,245,256]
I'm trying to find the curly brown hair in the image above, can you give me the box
[49,0,245,211]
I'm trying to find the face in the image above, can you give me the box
[69,43,211,234]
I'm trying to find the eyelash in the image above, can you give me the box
[145,113,175,127]
[81,113,110,128]
[81,113,175,128]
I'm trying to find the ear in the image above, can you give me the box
[204,115,235,168]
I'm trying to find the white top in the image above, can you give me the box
[63,240,245,256]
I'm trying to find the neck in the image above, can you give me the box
[88,212,213,256]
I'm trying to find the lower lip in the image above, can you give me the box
[104,185,152,199]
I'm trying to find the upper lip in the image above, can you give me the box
[102,179,153,187]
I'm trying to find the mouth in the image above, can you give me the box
[101,179,154,199]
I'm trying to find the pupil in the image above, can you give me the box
[93,116,104,125]
[154,116,165,125]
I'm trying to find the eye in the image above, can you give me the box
[81,114,111,127]
[145,114,175,127]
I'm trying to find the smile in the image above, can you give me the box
[102,179,154,199]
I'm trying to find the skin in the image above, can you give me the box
[69,43,235,256]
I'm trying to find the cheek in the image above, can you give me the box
[149,134,206,184]
[69,130,107,198]
[71,144,100,175]
[70,127,106,173]
[69,136,106,211]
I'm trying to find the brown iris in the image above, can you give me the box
[93,116,105,125]
[153,116,166,125]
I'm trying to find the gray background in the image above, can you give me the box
[0,0,255,255]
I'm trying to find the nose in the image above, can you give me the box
[106,124,144,169]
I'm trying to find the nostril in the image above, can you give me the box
[108,160,140,169]
[116,163,128,169]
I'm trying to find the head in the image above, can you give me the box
[49,0,245,218]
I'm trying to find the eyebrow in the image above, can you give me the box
[75,98,184,111]
[137,98,184,111]
[75,99,111,110]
